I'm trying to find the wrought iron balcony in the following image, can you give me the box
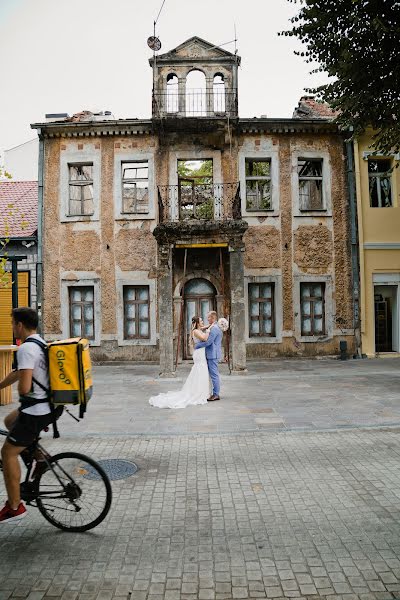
[152,88,238,118]
[158,183,241,222]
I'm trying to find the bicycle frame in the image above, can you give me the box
[0,427,78,504]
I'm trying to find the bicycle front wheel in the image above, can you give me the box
[36,452,112,532]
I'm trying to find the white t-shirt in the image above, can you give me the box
[17,334,51,415]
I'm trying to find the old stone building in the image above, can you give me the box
[31,37,355,373]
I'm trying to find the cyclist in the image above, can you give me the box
[0,307,62,523]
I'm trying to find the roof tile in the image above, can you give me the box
[0,181,38,238]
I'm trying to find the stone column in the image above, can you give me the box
[178,77,186,116]
[229,240,247,373]
[158,244,175,377]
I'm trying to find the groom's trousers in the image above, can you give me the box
[207,359,220,396]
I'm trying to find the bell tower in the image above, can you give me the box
[149,36,240,119]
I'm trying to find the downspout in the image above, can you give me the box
[37,130,44,335]
[345,136,362,357]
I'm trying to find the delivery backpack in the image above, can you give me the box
[24,337,93,438]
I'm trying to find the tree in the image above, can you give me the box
[282,0,400,154]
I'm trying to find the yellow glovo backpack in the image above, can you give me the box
[48,338,93,414]
[27,337,93,437]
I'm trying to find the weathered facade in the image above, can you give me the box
[32,37,355,371]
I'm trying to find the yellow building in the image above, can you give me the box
[354,132,400,356]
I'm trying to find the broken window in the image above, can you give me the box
[213,73,225,113]
[166,73,178,113]
[245,159,272,211]
[122,161,149,214]
[68,164,94,216]
[69,286,95,339]
[177,159,214,219]
[123,286,150,339]
[298,158,324,210]
[300,283,325,336]
[185,70,206,116]
[249,283,275,337]
[368,159,392,207]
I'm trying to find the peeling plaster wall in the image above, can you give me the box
[239,131,354,357]
[244,226,281,269]
[42,135,158,361]
[41,125,354,361]
[294,225,333,272]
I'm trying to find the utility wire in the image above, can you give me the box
[155,0,166,25]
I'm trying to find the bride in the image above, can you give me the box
[149,316,210,409]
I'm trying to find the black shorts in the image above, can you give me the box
[7,406,64,447]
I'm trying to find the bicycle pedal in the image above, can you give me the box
[20,481,38,502]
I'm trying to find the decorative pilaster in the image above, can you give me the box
[229,238,247,373]
[158,244,175,377]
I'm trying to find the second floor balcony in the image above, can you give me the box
[158,182,241,223]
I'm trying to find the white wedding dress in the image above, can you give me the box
[149,344,210,409]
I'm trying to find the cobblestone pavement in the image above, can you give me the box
[1,359,400,599]
[1,430,400,599]
[2,357,398,437]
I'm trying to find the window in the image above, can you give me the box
[245,159,272,211]
[298,158,324,210]
[368,159,392,207]
[123,286,150,339]
[166,73,179,113]
[69,286,95,339]
[185,70,206,116]
[300,283,325,336]
[213,74,225,113]
[249,283,275,336]
[68,164,94,216]
[122,161,149,214]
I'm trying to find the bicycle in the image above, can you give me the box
[0,428,112,532]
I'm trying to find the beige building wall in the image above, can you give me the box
[355,132,400,356]
[39,122,355,362]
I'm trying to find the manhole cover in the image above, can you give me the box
[84,459,139,481]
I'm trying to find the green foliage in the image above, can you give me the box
[177,159,213,183]
[281,0,400,153]
[195,200,214,219]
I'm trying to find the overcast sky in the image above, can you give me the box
[0,0,328,157]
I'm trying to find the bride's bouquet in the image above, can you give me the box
[217,317,229,332]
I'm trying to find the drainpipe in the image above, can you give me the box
[37,130,44,335]
[345,136,362,357]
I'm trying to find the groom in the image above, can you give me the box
[195,311,222,402]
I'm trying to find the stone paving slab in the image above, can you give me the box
[2,357,399,438]
[1,429,400,599]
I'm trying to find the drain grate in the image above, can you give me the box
[84,459,139,481]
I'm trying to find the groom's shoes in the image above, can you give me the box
[207,395,220,402]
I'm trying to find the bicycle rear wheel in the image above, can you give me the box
[36,452,112,532]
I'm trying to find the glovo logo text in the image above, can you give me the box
[56,350,71,385]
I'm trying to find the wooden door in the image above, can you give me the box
[375,298,392,352]
[0,272,30,344]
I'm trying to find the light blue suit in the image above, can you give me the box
[195,324,223,396]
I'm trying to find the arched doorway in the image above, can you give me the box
[183,278,217,358]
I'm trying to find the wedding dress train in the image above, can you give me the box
[149,347,210,409]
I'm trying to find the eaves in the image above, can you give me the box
[239,118,340,135]
[30,119,154,139]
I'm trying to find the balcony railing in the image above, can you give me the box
[158,183,241,222]
[152,88,238,118]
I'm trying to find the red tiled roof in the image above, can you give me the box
[0,181,38,238]
[293,96,338,120]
